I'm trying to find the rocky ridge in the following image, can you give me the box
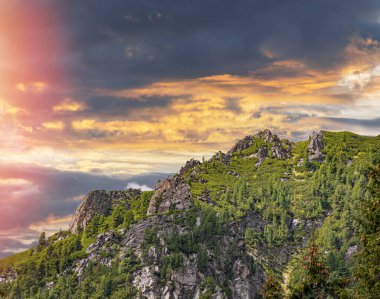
[222,129,293,166]
[64,129,327,298]
[0,129,338,298]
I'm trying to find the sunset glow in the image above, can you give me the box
[0,0,380,257]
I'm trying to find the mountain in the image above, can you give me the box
[1,130,380,298]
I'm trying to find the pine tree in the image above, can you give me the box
[37,232,47,251]
[300,241,329,298]
[354,165,380,298]
[262,275,284,299]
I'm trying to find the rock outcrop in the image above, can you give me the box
[253,146,268,166]
[228,135,255,154]
[147,176,193,215]
[308,131,324,162]
[211,130,293,168]
[69,189,141,233]
[256,129,280,144]
[212,151,231,165]
[73,211,263,298]
[271,139,292,160]
[256,130,293,160]
[69,191,114,234]
[179,158,201,176]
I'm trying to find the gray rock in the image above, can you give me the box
[69,189,141,233]
[256,129,280,144]
[74,231,120,277]
[147,176,193,215]
[345,245,358,260]
[228,136,255,154]
[69,190,113,233]
[292,218,302,228]
[308,131,324,162]
[179,159,201,176]
[253,146,268,166]
[227,170,240,177]
[271,144,291,159]
[212,151,231,165]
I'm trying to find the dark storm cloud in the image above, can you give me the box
[0,164,167,230]
[81,95,177,118]
[56,0,380,89]
[251,104,342,123]
[324,117,380,128]
[0,238,37,259]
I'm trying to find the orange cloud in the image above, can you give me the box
[42,121,65,130]
[16,82,48,94]
[53,99,86,112]
[0,100,24,116]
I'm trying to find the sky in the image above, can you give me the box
[0,0,380,257]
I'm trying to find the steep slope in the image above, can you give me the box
[0,130,379,299]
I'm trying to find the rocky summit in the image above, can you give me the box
[1,130,380,299]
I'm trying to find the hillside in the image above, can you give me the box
[0,130,379,298]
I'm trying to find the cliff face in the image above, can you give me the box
[68,177,265,298]
[76,212,264,299]
[69,189,141,233]
[146,176,193,216]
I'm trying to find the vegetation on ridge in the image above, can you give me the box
[0,130,379,298]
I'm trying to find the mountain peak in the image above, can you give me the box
[3,130,380,298]
[255,129,280,144]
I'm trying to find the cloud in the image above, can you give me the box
[323,117,380,128]
[1,0,380,258]
[53,99,86,112]
[0,236,37,259]
[0,164,168,230]
[53,0,380,89]
[0,164,168,257]
[42,121,65,130]
[125,182,153,191]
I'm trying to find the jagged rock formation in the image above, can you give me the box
[212,151,231,165]
[271,139,292,160]
[253,146,268,166]
[227,129,292,163]
[256,129,280,144]
[75,231,121,277]
[128,215,261,299]
[147,176,193,215]
[179,158,201,176]
[308,131,324,162]
[69,189,141,233]
[228,135,256,154]
[73,211,263,299]
[256,130,293,160]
